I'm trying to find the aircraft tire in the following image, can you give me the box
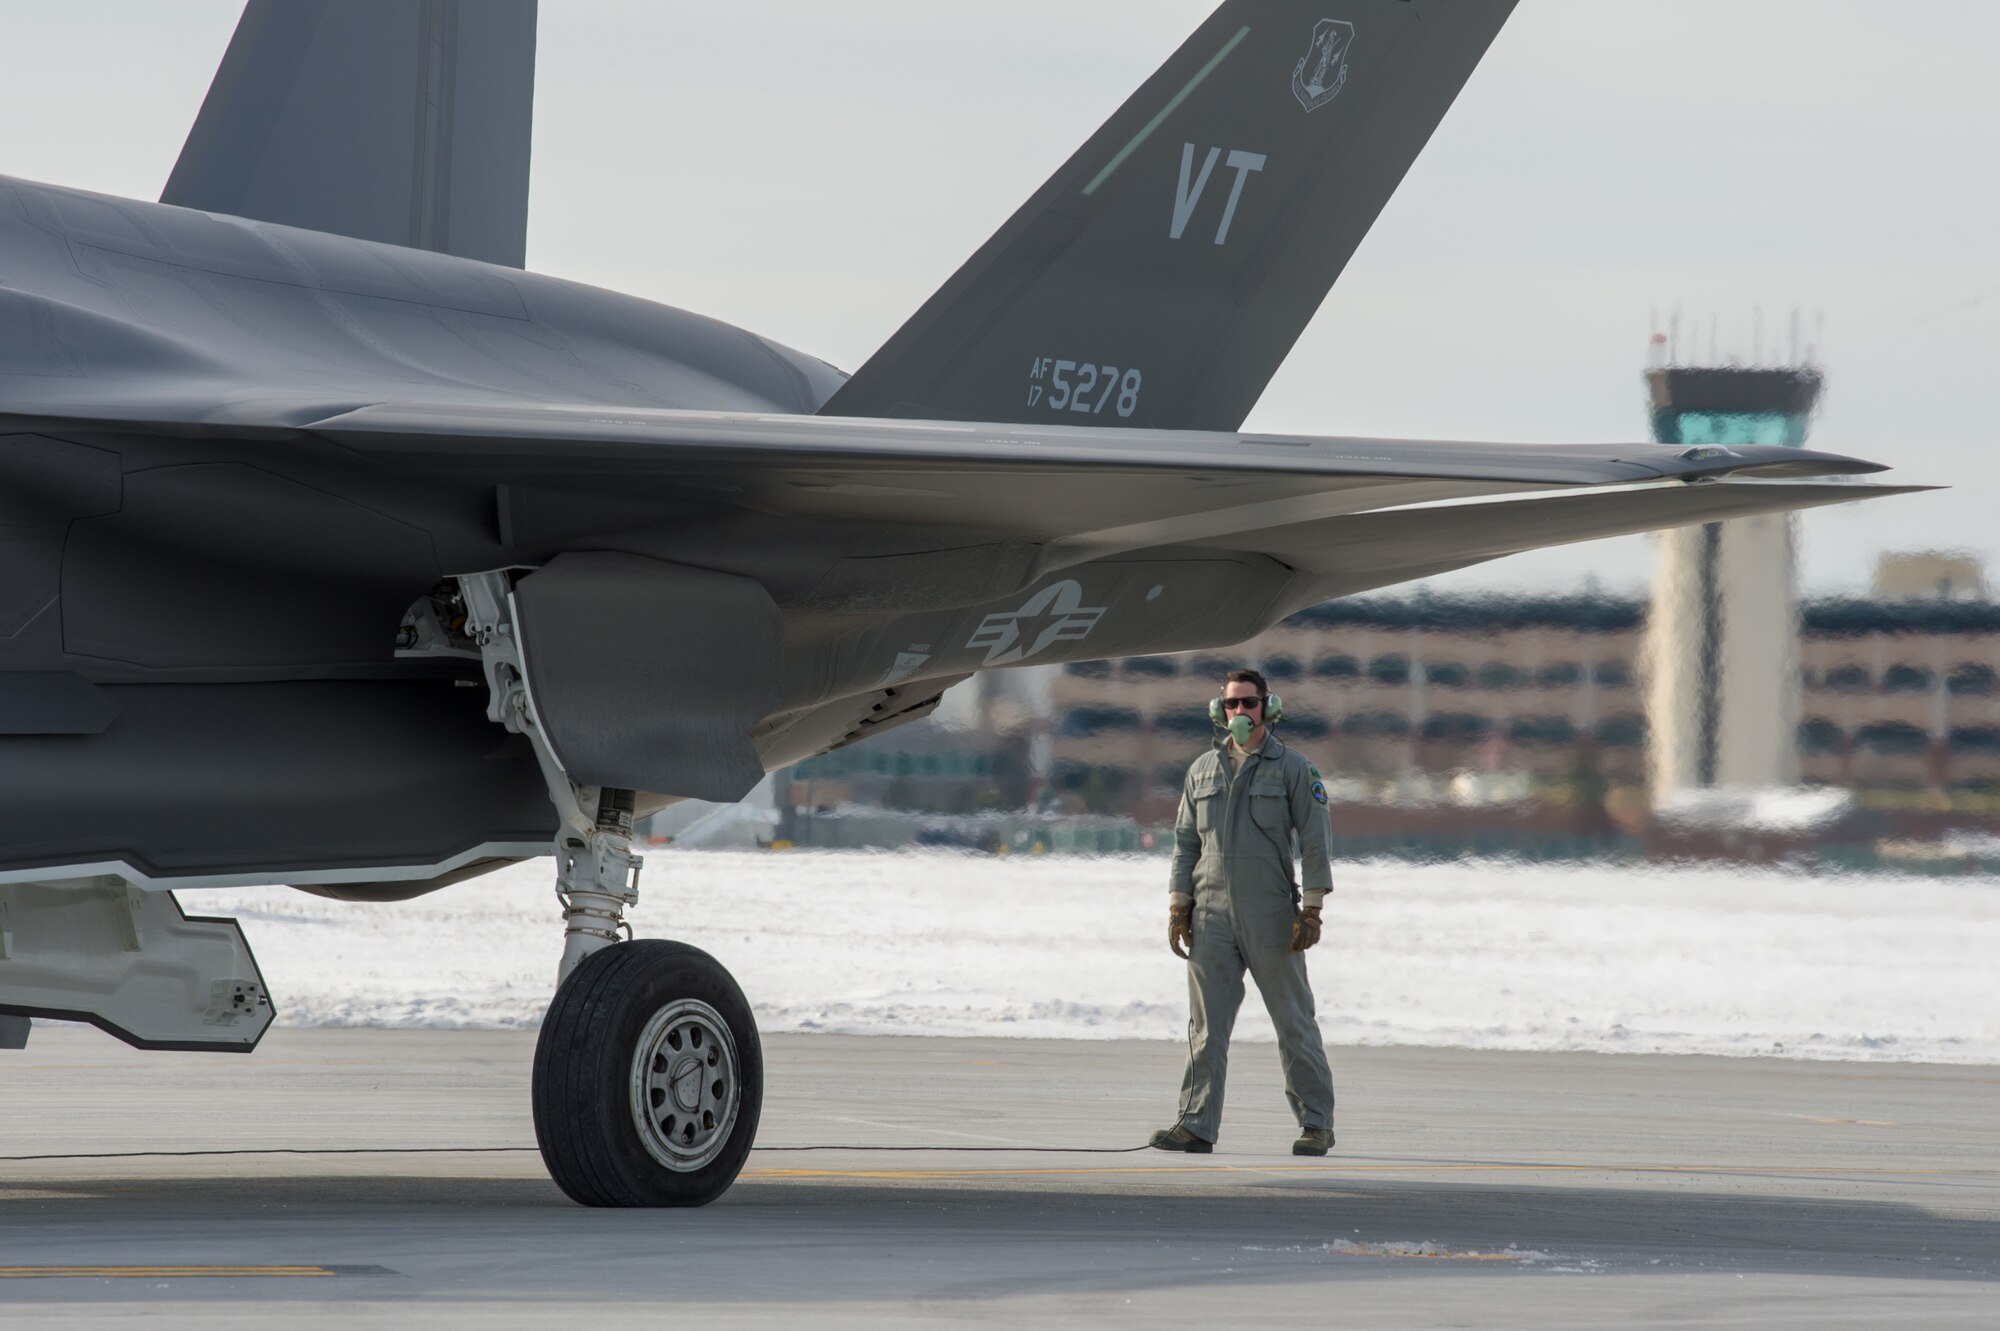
[532,938,763,1207]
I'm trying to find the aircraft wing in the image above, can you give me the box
[305,401,1910,582]
[312,401,1882,488]
[1250,479,1931,603]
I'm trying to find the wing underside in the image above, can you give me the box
[303,402,1917,594]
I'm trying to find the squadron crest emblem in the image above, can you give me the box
[1291,18,1355,113]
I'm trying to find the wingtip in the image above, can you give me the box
[1653,443,1891,482]
[1726,450,1890,479]
[1747,480,1940,499]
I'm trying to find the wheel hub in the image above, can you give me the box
[669,1057,703,1111]
[629,998,741,1171]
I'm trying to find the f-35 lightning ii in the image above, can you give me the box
[0,1,1918,1205]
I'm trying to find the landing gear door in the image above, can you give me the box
[512,554,780,803]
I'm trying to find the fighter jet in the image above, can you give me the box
[0,0,1919,1206]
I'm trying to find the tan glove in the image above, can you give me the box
[1290,904,1322,953]
[1168,902,1194,959]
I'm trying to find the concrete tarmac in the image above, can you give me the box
[0,1028,1994,1327]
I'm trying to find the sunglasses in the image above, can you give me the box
[1221,696,1264,711]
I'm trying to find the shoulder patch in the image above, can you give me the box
[1310,779,1328,806]
[1310,765,1322,780]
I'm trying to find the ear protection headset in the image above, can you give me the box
[1209,691,1284,726]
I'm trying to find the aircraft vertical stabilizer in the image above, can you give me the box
[823,0,1512,430]
[161,0,538,268]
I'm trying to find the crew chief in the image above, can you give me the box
[1148,667,1336,1156]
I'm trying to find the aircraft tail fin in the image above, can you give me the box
[822,0,1513,430]
[161,0,538,268]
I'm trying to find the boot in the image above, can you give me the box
[1292,1125,1334,1156]
[1147,1123,1213,1153]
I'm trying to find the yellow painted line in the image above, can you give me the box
[744,1162,1993,1181]
[0,1266,336,1279]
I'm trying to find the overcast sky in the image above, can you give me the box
[5,2,1994,598]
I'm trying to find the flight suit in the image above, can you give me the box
[1168,732,1335,1142]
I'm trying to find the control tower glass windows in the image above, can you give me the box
[1658,411,1809,448]
[1644,367,1823,448]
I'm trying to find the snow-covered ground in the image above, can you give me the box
[180,853,2000,1063]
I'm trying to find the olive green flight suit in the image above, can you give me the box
[1168,732,1335,1142]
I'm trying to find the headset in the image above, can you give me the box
[1208,690,1284,727]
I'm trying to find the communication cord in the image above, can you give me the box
[0,1143,1151,1162]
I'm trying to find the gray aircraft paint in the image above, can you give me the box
[822,0,1515,431]
[0,1,1919,895]
[162,0,539,269]
[516,554,779,803]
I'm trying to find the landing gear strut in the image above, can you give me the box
[554,786,641,985]
[457,573,764,1206]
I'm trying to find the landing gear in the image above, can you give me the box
[533,939,762,1206]
[453,571,765,1207]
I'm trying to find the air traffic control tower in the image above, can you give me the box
[1643,359,1824,796]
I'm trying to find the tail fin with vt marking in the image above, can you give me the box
[822,0,1513,430]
